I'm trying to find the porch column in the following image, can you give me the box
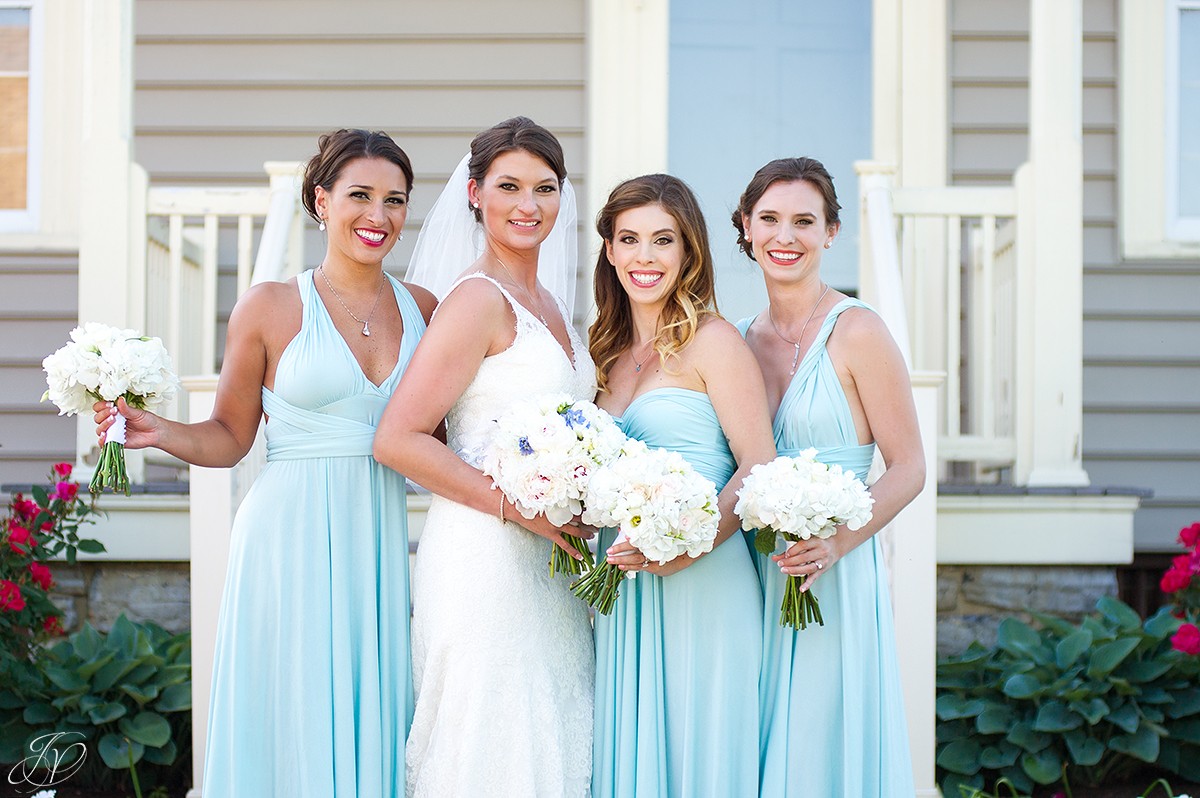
[585,0,669,316]
[76,0,145,481]
[1016,0,1089,486]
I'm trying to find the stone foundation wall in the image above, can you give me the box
[48,562,190,634]
[936,565,1118,658]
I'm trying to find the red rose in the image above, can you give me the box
[43,615,64,636]
[1172,623,1200,656]
[28,562,52,591]
[7,523,33,553]
[0,580,25,612]
[50,481,78,503]
[1179,522,1200,549]
[51,462,72,480]
[12,495,40,522]
[1161,566,1192,593]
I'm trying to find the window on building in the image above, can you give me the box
[1168,1,1200,239]
[0,5,31,214]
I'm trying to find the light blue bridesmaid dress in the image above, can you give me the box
[738,298,915,797]
[592,388,763,798]
[202,269,425,797]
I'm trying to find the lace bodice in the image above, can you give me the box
[444,273,597,461]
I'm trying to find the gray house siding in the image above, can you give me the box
[133,0,589,346]
[950,0,1200,550]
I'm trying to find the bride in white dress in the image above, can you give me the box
[374,117,594,797]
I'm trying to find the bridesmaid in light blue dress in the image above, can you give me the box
[587,174,778,797]
[732,157,925,797]
[95,131,437,796]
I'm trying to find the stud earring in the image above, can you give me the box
[824,241,832,249]
[318,218,326,232]
[472,202,480,209]
[398,233,404,241]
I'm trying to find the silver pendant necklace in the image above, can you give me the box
[766,283,831,376]
[319,264,387,336]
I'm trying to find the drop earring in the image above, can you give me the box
[318,217,326,232]
[398,233,405,241]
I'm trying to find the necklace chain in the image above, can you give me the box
[492,253,550,326]
[319,264,387,337]
[631,338,656,373]
[766,283,831,376]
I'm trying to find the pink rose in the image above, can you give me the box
[1178,521,1200,549]
[50,481,78,503]
[29,562,52,591]
[51,462,73,480]
[1171,623,1200,656]
[43,615,64,636]
[0,580,25,612]
[1161,565,1192,594]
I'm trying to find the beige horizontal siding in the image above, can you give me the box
[950,0,1200,548]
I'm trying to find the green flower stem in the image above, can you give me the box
[570,560,627,615]
[89,441,129,495]
[548,533,596,578]
[780,573,825,630]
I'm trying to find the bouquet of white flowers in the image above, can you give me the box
[735,449,874,629]
[571,439,720,614]
[42,323,180,495]
[478,394,627,576]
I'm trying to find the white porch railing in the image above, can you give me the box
[858,161,1028,480]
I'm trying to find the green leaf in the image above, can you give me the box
[1108,702,1140,734]
[1097,596,1142,631]
[88,702,128,724]
[979,741,1020,769]
[976,705,1016,735]
[92,658,139,693]
[117,711,171,747]
[120,683,160,706]
[1006,721,1051,753]
[753,527,778,555]
[1109,724,1160,762]
[940,773,984,796]
[75,538,105,554]
[1167,688,1200,718]
[42,664,87,693]
[142,738,177,766]
[1002,673,1044,700]
[1068,697,1109,725]
[72,624,103,661]
[1166,717,1200,745]
[1020,746,1063,784]
[1118,659,1172,683]
[936,738,983,775]
[997,618,1042,654]
[20,702,57,725]
[155,683,191,713]
[98,732,144,769]
[32,485,50,507]
[149,663,190,689]
[1030,611,1076,637]
[1063,729,1105,765]
[1087,637,1140,679]
[78,651,116,680]
[1033,700,1082,732]
[1055,629,1093,670]
[937,694,987,720]
[1145,607,1183,639]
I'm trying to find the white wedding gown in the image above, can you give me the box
[406,274,596,797]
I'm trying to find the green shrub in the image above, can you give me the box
[936,597,1200,796]
[0,615,192,794]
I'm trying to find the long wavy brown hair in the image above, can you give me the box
[589,174,719,394]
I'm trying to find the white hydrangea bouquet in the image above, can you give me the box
[571,439,720,614]
[478,393,627,576]
[42,322,180,495]
[735,449,874,630]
